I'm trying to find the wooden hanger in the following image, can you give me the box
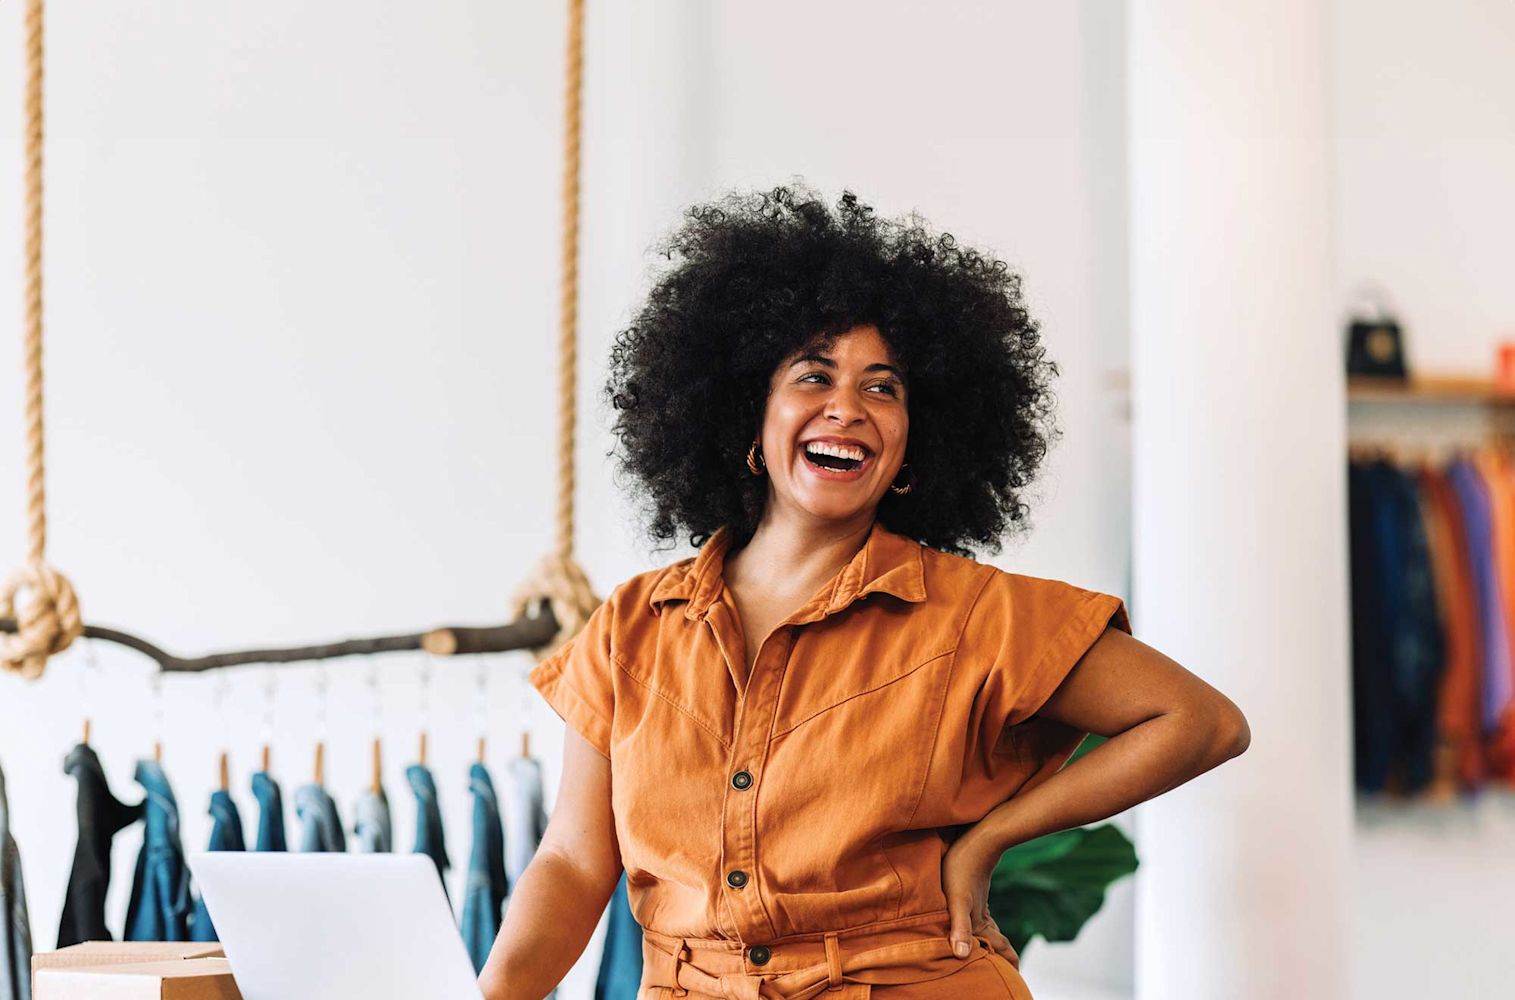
[313,741,325,786]
[218,751,229,792]
[371,738,382,795]
[477,736,486,765]
[81,717,91,746]
[520,732,530,759]
[418,731,428,768]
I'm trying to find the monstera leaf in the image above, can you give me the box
[986,740,1139,953]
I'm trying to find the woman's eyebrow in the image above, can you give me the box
[790,353,905,379]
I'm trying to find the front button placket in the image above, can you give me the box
[704,600,796,945]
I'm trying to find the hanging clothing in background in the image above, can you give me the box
[503,754,554,998]
[1448,458,1514,738]
[1348,459,1445,794]
[353,787,392,853]
[0,761,32,1000]
[406,764,449,902]
[1470,452,1515,741]
[57,743,142,947]
[294,784,346,853]
[1419,466,1488,793]
[461,763,507,974]
[189,790,246,942]
[504,755,548,890]
[125,759,192,942]
[594,872,642,1000]
[1473,449,1515,780]
[250,771,287,852]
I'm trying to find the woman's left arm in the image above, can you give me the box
[943,625,1250,963]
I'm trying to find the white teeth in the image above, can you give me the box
[804,442,866,462]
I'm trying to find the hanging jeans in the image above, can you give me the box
[125,760,192,942]
[353,788,392,853]
[189,790,246,942]
[406,764,450,902]
[250,771,287,852]
[294,785,346,853]
[594,871,642,1000]
[58,743,141,947]
[461,763,507,973]
[0,761,32,1000]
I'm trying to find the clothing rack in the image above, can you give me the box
[0,602,560,672]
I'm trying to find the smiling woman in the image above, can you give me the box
[478,185,1248,1000]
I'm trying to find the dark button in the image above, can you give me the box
[749,945,771,966]
[726,870,748,889]
[731,770,753,790]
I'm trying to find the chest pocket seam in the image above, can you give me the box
[769,646,956,740]
[613,651,733,751]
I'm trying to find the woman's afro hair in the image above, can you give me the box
[602,183,1062,559]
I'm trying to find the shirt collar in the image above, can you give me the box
[648,519,928,622]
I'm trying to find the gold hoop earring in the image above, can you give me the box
[888,463,914,495]
[746,439,766,476]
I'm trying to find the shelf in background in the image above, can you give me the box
[1348,374,1515,405]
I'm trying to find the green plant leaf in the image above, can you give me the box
[986,822,1138,954]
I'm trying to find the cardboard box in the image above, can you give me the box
[32,941,226,975]
[35,958,241,1000]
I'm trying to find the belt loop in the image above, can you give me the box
[671,938,691,997]
[824,931,842,990]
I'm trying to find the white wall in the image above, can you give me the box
[0,2,1131,998]
[1334,2,1515,997]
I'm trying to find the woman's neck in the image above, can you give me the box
[724,511,874,597]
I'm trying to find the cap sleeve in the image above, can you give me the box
[527,587,618,759]
[966,568,1132,765]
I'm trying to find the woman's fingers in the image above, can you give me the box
[974,909,1020,968]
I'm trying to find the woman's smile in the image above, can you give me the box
[799,442,875,482]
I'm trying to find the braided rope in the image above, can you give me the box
[511,0,599,658]
[3,0,82,679]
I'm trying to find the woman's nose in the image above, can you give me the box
[823,387,868,423]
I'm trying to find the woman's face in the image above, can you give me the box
[758,324,909,526]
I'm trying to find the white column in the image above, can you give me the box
[1128,2,1352,999]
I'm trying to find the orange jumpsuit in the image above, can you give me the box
[529,519,1131,999]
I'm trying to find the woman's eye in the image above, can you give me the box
[798,373,899,397]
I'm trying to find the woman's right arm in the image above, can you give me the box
[477,727,621,1000]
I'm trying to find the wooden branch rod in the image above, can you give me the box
[0,601,559,672]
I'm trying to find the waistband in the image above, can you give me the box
[640,908,981,1000]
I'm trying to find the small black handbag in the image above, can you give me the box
[1345,315,1407,377]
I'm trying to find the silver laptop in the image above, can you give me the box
[188,852,485,1000]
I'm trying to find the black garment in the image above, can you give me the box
[57,744,142,947]
[1348,460,1446,795]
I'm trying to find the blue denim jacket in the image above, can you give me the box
[0,761,32,1000]
[250,771,287,852]
[125,760,192,941]
[189,790,246,941]
[504,756,548,890]
[353,788,392,853]
[460,763,507,973]
[406,764,450,902]
[595,872,642,1000]
[294,784,346,853]
[58,743,141,947]
[504,756,553,997]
